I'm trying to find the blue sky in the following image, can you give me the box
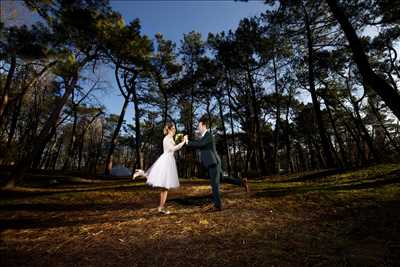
[97,0,268,123]
[111,0,266,44]
[1,0,267,129]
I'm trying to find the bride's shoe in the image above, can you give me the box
[133,169,145,179]
[158,207,170,215]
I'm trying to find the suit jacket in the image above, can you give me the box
[187,131,221,169]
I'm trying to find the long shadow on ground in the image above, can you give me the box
[256,170,400,198]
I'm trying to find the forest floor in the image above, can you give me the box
[1,163,400,267]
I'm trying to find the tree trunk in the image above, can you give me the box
[285,88,293,173]
[132,84,142,170]
[306,136,317,170]
[326,0,400,120]
[226,72,238,177]
[6,96,22,148]
[217,95,231,176]
[272,56,281,174]
[163,92,169,126]
[4,74,79,189]
[296,142,306,172]
[2,60,58,131]
[0,55,17,119]
[104,92,131,175]
[343,120,366,166]
[369,100,400,154]
[158,78,169,126]
[93,128,104,175]
[42,139,55,170]
[78,130,86,171]
[206,101,213,131]
[352,101,381,162]
[325,103,348,167]
[51,137,63,170]
[63,103,78,170]
[303,7,335,168]
[246,68,265,175]
[33,125,58,169]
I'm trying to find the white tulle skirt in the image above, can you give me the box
[145,152,180,189]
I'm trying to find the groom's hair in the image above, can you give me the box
[199,115,209,128]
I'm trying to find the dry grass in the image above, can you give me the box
[1,163,400,266]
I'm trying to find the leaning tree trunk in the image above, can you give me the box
[42,136,56,170]
[342,119,367,166]
[326,0,400,120]
[6,96,22,148]
[325,103,348,167]
[32,124,58,169]
[4,74,79,189]
[369,100,400,154]
[352,101,381,162]
[4,60,58,139]
[50,137,63,171]
[62,105,78,170]
[6,76,26,147]
[104,92,132,175]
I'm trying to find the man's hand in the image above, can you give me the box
[184,135,189,144]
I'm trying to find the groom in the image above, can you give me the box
[185,115,249,212]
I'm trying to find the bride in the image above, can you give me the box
[133,122,186,214]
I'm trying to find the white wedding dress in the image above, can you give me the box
[135,135,185,189]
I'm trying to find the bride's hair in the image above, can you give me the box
[163,122,175,135]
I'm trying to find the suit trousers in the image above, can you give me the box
[207,164,242,208]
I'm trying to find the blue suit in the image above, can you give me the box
[187,130,241,208]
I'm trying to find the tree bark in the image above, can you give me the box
[272,56,281,174]
[326,0,400,120]
[303,6,336,168]
[132,82,142,170]
[369,99,400,154]
[217,94,231,176]
[4,73,79,189]
[352,100,381,162]
[325,103,348,167]
[343,120,366,166]
[62,101,78,170]
[0,55,17,119]
[226,72,238,176]
[104,92,132,175]
[284,88,294,173]
[246,68,265,175]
